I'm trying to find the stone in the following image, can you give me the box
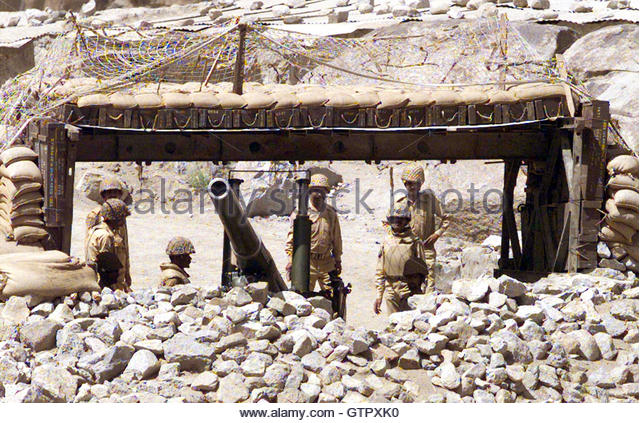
[300,383,321,402]
[328,10,349,23]
[434,361,461,390]
[593,332,617,360]
[398,349,421,370]
[1,297,29,325]
[124,349,159,380]
[600,258,627,272]
[246,282,268,304]
[77,345,135,383]
[460,246,497,279]
[478,2,497,17]
[597,242,612,259]
[190,372,219,393]
[519,320,545,341]
[327,345,350,363]
[569,330,601,361]
[215,332,248,353]
[538,364,560,389]
[488,292,507,308]
[278,388,309,403]
[170,286,197,306]
[516,306,545,324]
[473,389,495,403]
[430,0,450,15]
[267,297,296,316]
[241,353,269,377]
[452,279,489,302]
[528,0,550,9]
[223,306,247,325]
[218,373,249,403]
[415,333,449,355]
[609,299,637,321]
[293,333,314,357]
[301,351,326,372]
[490,330,533,364]
[163,334,215,371]
[226,287,253,307]
[491,275,527,298]
[31,365,78,402]
[19,320,62,352]
[49,304,74,324]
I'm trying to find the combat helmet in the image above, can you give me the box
[400,163,425,184]
[387,201,411,220]
[99,176,124,196]
[166,237,196,256]
[309,174,331,191]
[100,198,130,221]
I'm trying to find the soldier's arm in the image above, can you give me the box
[375,247,386,299]
[85,209,100,232]
[332,211,343,260]
[86,231,113,268]
[284,212,295,259]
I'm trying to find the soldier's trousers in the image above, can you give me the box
[424,248,437,293]
[309,257,335,292]
[385,278,423,314]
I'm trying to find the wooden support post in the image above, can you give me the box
[499,160,522,271]
[232,24,247,95]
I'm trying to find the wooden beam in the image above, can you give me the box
[232,24,247,95]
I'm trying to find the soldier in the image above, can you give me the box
[395,163,449,293]
[86,199,132,292]
[85,176,131,288]
[160,237,195,287]
[374,202,429,315]
[285,174,343,292]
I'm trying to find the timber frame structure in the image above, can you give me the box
[17,25,614,281]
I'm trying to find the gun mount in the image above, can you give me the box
[208,178,287,292]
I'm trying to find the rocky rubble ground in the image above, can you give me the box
[0,268,638,403]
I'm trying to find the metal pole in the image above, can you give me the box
[221,178,243,287]
[232,24,247,95]
[291,177,311,293]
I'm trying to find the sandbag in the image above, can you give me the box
[614,189,639,212]
[608,174,639,193]
[297,90,329,107]
[216,93,247,109]
[351,91,380,108]
[0,146,38,166]
[272,93,300,109]
[109,93,137,109]
[511,83,565,100]
[607,155,639,177]
[190,92,220,108]
[0,259,99,300]
[0,179,42,199]
[11,191,43,210]
[161,92,193,108]
[431,90,464,106]
[487,90,518,104]
[326,92,359,109]
[459,89,489,105]
[0,250,70,265]
[135,93,163,109]
[0,165,8,179]
[13,226,49,244]
[377,91,410,109]
[406,91,434,107]
[605,199,639,230]
[10,215,44,228]
[605,219,637,243]
[0,239,44,255]
[599,225,630,244]
[77,94,110,108]
[242,92,276,109]
[623,234,638,261]
[10,204,43,220]
[0,219,12,236]
[4,160,43,183]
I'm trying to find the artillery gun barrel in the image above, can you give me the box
[208,178,287,292]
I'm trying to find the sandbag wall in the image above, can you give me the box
[0,146,49,247]
[598,154,639,275]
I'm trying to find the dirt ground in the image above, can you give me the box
[70,160,519,331]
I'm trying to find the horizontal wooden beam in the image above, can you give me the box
[73,126,554,162]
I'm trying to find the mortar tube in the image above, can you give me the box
[291,178,311,293]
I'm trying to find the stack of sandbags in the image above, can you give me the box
[0,250,99,300]
[598,154,639,274]
[0,146,48,247]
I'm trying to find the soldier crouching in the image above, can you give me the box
[374,203,429,315]
[160,237,195,287]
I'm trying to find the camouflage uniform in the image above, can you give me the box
[286,174,342,291]
[375,204,429,314]
[397,164,449,293]
[85,177,131,287]
[160,237,195,287]
[86,199,131,292]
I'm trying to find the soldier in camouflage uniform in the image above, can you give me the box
[84,176,132,288]
[160,237,195,287]
[374,202,429,315]
[286,174,343,292]
[395,163,449,293]
[86,199,132,292]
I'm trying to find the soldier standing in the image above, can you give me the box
[160,237,196,287]
[395,163,449,293]
[86,199,132,292]
[286,174,343,292]
[85,176,131,288]
[374,203,429,315]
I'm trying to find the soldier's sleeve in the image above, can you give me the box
[375,246,386,300]
[332,211,343,260]
[86,230,113,267]
[284,211,295,259]
[433,194,450,237]
[85,209,100,232]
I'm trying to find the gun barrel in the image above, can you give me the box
[208,178,287,292]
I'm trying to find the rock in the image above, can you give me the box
[163,334,215,371]
[430,0,450,14]
[600,258,627,272]
[267,297,296,316]
[19,320,62,352]
[601,314,627,338]
[513,0,527,6]
[528,0,550,9]
[278,388,310,403]
[241,353,269,377]
[588,366,618,388]
[249,0,264,10]
[31,365,77,402]
[170,286,197,306]
[90,320,122,345]
[124,350,159,380]
[518,320,545,341]
[77,345,135,383]
[398,349,421,370]
[218,373,249,402]
[573,2,592,12]
[593,333,616,360]
[452,279,489,302]
[434,361,461,390]
[609,299,637,321]
[569,330,601,361]
[488,292,507,308]
[491,275,527,298]
[293,332,314,357]
[478,2,497,17]
[490,330,533,364]
[597,242,612,259]
[215,333,248,353]
[327,345,350,363]
[1,297,30,325]
[460,246,496,279]
[49,304,74,324]
[473,389,495,403]
[466,0,487,9]
[358,3,374,13]
[515,306,544,324]
[300,383,321,402]
[301,351,326,372]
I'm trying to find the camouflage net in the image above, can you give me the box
[0,17,626,150]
